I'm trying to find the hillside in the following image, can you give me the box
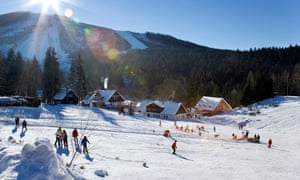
[0,12,201,64]
[0,96,299,179]
[0,12,300,107]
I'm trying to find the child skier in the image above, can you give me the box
[22,119,27,132]
[81,136,90,153]
[15,116,20,128]
[62,129,68,148]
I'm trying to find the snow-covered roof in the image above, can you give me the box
[195,96,227,111]
[82,93,99,105]
[82,90,125,105]
[145,100,165,109]
[100,90,116,104]
[100,90,125,104]
[0,96,18,102]
[138,100,187,115]
[160,101,187,115]
[54,88,77,100]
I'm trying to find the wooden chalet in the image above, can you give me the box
[141,101,188,120]
[53,88,79,105]
[82,90,103,107]
[194,96,232,117]
[82,89,126,109]
[0,96,18,106]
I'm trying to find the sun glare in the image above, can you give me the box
[31,0,60,14]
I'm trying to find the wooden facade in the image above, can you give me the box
[82,90,125,109]
[194,96,232,116]
[143,101,188,120]
[53,89,79,105]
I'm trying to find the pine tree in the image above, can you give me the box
[241,71,256,105]
[0,52,7,95]
[29,56,42,97]
[43,47,60,104]
[68,54,87,100]
[4,49,24,95]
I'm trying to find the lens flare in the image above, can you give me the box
[84,28,91,35]
[84,27,121,60]
[107,48,119,60]
[64,8,73,18]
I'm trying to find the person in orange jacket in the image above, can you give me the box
[171,140,177,154]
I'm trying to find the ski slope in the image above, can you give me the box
[0,96,299,180]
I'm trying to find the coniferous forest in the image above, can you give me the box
[0,45,300,108]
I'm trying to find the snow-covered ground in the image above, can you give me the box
[0,96,299,180]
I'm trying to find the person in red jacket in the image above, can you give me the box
[72,128,79,145]
[268,138,272,148]
[171,140,177,154]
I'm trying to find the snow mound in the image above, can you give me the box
[94,169,109,177]
[15,139,81,180]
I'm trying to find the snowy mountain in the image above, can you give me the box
[0,12,200,67]
[0,96,299,179]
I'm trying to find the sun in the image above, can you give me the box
[31,0,60,14]
[41,0,60,13]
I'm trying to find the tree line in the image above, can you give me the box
[0,45,299,108]
[113,46,300,107]
[0,47,87,104]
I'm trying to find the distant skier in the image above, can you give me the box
[72,128,79,145]
[268,139,272,148]
[257,134,260,143]
[171,140,177,154]
[15,116,20,128]
[81,136,90,153]
[54,128,62,147]
[213,125,216,133]
[62,129,68,148]
[22,119,27,132]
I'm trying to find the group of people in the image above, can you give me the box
[54,127,90,153]
[15,116,27,132]
[54,127,69,148]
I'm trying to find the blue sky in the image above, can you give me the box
[1,0,300,50]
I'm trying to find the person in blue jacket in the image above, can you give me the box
[81,136,90,153]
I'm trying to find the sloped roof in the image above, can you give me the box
[82,90,125,105]
[195,96,227,111]
[82,91,100,105]
[145,100,164,108]
[0,96,18,102]
[100,90,116,103]
[139,100,187,115]
[160,101,187,115]
[54,88,78,100]
[100,90,125,104]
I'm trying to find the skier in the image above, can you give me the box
[171,140,177,154]
[81,136,90,153]
[22,119,27,132]
[15,116,20,127]
[268,138,272,148]
[213,125,216,133]
[72,128,79,145]
[62,129,68,148]
[54,128,62,147]
[257,134,260,143]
